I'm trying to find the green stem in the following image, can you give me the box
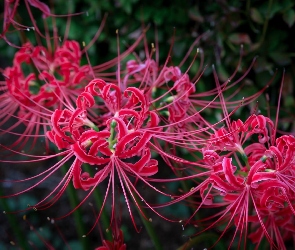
[241,152,250,170]
[245,0,260,33]
[133,193,163,250]
[138,214,163,250]
[0,189,30,249]
[258,0,273,48]
[108,120,117,151]
[60,164,90,249]
[176,232,226,250]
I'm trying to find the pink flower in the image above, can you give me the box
[0,78,175,230]
[183,114,295,249]
[0,40,91,151]
[47,79,160,191]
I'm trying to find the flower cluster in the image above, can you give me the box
[0,39,93,151]
[1,7,294,249]
[186,114,295,249]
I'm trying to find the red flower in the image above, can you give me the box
[96,229,126,250]
[183,115,295,249]
[0,40,92,151]
[0,78,174,230]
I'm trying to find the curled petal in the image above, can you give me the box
[76,91,95,109]
[147,111,160,128]
[46,130,70,150]
[222,157,244,189]
[202,149,220,165]
[246,160,266,185]
[210,174,237,193]
[78,130,110,143]
[72,142,110,165]
[51,109,75,143]
[127,148,158,176]
[118,109,140,128]
[260,188,285,210]
[85,78,107,96]
[102,83,122,112]
[251,172,276,184]
[256,179,289,192]
[116,132,152,158]
[124,87,147,112]
[72,159,110,191]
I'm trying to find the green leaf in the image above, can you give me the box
[269,52,291,66]
[283,9,295,27]
[250,8,264,24]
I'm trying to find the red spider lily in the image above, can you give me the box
[0,21,146,151]
[248,206,295,250]
[0,39,91,151]
[46,79,161,192]
[208,114,274,154]
[96,229,126,250]
[0,78,178,234]
[180,114,295,249]
[119,41,275,168]
[122,57,202,151]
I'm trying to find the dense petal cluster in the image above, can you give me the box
[187,114,295,249]
[47,78,161,192]
[4,40,90,110]
[0,39,92,150]
[1,18,292,249]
